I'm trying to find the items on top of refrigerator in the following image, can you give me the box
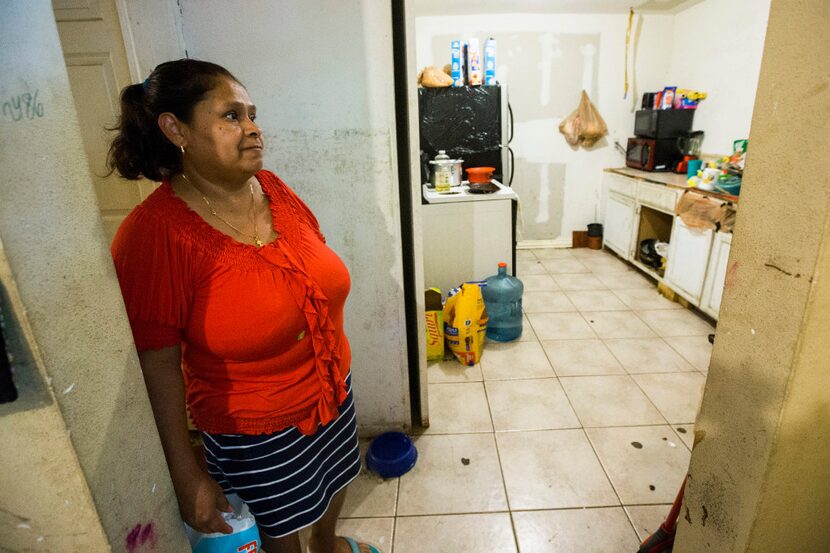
[646,87,708,110]
[466,38,483,86]
[448,37,498,87]
[451,40,465,87]
[418,65,452,88]
[483,38,497,85]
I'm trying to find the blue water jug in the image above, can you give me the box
[482,262,523,342]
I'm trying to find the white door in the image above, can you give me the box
[665,218,714,304]
[53,0,155,241]
[604,191,637,259]
[700,231,733,318]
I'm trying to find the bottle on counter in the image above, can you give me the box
[482,262,523,342]
[432,150,452,192]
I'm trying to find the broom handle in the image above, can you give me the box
[661,476,687,531]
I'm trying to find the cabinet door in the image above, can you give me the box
[665,218,714,304]
[700,232,732,318]
[604,191,637,259]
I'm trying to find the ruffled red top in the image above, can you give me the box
[111,170,351,435]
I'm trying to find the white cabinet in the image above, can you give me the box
[604,191,637,259]
[422,198,513,296]
[664,218,714,304]
[601,169,735,320]
[700,232,732,318]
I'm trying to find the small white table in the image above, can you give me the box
[421,180,518,297]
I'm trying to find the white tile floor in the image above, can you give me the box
[336,248,714,552]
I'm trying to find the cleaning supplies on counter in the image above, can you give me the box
[482,263,523,342]
[686,139,747,197]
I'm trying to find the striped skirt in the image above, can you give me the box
[201,375,361,538]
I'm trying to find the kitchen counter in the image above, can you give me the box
[422,179,518,204]
[606,167,738,203]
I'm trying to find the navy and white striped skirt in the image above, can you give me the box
[201,375,361,538]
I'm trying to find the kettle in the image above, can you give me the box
[428,150,463,191]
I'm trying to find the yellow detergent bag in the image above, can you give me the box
[425,288,444,361]
[443,283,489,366]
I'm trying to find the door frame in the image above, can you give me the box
[391,0,429,428]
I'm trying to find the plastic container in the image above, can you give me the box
[587,223,603,237]
[482,262,523,342]
[467,166,496,183]
[366,432,418,478]
[185,494,260,553]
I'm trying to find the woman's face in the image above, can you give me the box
[181,76,264,180]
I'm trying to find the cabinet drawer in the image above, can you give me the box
[638,182,679,213]
[605,173,637,198]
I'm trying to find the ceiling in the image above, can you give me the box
[412,0,704,16]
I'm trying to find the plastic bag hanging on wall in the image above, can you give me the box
[557,90,608,148]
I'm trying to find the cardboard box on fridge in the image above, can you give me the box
[450,39,465,87]
[466,37,482,86]
[425,288,444,361]
[483,37,497,85]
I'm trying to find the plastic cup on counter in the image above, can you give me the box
[686,159,703,178]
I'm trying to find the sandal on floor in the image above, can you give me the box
[343,536,380,553]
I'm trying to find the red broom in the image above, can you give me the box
[637,477,686,553]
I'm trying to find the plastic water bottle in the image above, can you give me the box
[482,262,523,342]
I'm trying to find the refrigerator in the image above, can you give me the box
[418,84,513,187]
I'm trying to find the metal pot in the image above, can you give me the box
[428,158,463,188]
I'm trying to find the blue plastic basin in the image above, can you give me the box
[716,179,741,196]
[366,432,417,478]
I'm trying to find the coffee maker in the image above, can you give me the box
[674,131,704,174]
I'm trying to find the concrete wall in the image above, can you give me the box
[0,2,188,551]
[177,0,411,432]
[675,0,830,550]
[415,12,675,243]
[668,0,772,154]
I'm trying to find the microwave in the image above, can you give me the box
[634,109,694,139]
[626,137,680,172]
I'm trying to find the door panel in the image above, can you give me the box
[605,192,636,258]
[665,218,713,303]
[701,232,732,318]
[53,0,102,21]
[54,0,153,242]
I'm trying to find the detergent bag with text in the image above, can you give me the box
[443,283,488,366]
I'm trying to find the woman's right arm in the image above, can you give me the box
[138,346,233,534]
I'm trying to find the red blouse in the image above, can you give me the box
[111,170,351,435]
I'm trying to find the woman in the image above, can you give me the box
[109,59,378,553]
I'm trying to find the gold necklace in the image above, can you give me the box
[181,173,265,247]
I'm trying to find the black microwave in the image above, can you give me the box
[626,137,680,172]
[634,109,695,139]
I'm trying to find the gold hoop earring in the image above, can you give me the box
[180,145,185,155]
